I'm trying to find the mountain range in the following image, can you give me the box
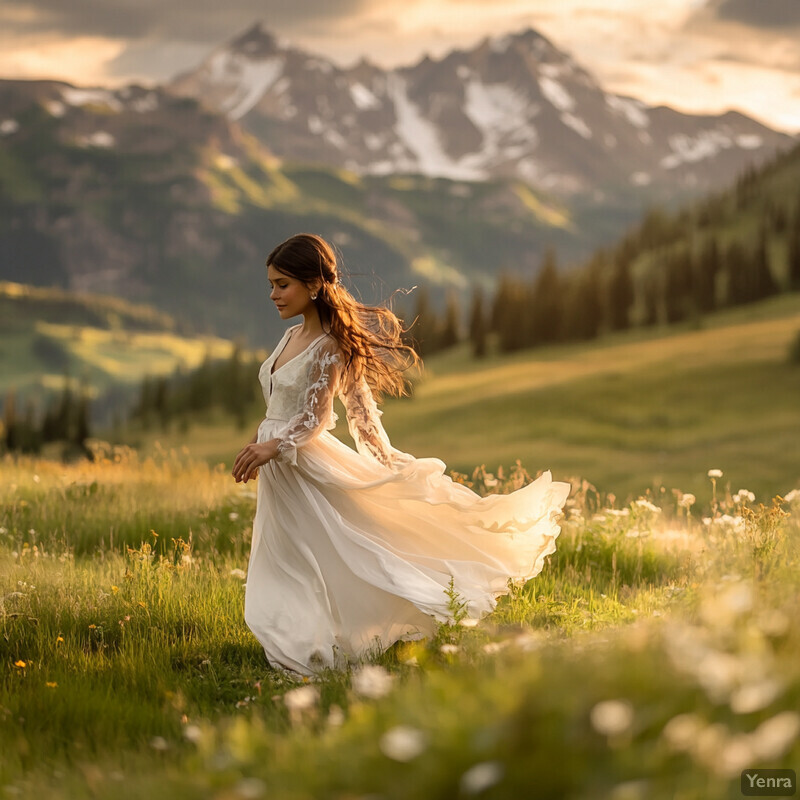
[0,22,795,345]
[169,23,791,201]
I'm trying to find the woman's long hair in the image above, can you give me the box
[266,233,422,401]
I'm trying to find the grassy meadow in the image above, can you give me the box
[1,444,799,799]
[2,295,799,798]
[137,293,800,502]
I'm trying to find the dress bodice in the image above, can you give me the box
[258,326,335,423]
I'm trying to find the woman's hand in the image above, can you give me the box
[232,440,279,483]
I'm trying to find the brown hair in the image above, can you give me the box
[266,233,422,400]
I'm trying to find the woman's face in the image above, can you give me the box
[267,264,315,319]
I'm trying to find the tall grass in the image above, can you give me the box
[1,450,798,799]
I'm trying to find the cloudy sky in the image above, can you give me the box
[2,0,799,132]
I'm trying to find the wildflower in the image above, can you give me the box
[733,489,755,504]
[678,493,696,508]
[149,736,169,751]
[234,777,266,799]
[56,636,64,644]
[439,644,459,655]
[327,704,345,728]
[379,725,428,761]
[708,469,723,478]
[634,499,661,513]
[88,624,97,630]
[46,681,57,688]
[228,512,240,521]
[13,660,28,668]
[590,699,634,737]
[283,685,319,711]
[751,711,800,761]
[351,664,394,699]
[183,724,203,744]
[730,678,783,714]
[460,761,505,795]
[783,489,799,503]
[229,568,247,580]
[138,601,146,608]
[111,585,119,593]
[459,617,480,628]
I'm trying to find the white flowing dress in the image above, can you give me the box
[243,324,571,675]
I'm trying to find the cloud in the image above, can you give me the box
[713,0,800,30]
[0,0,369,42]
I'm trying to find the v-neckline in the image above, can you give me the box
[269,325,328,377]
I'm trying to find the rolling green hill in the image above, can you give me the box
[0,281,239,403]
[134,294,800,502]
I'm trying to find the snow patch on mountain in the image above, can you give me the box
[216,55,284,120]
[0,119,19,135]
[387,73,483,180]
[350,83,381,110]
[463,80,532,158]
[538,76,574,112]
[61,88,122,112]
[561,112,592,139]
[736,134,763,149]
[605,94,650,129]
[660,129,735,169]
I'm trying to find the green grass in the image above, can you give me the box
[1,449,798,798]
[136,294,800,502]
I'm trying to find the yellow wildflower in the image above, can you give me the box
[56,635,64,643]
[14,660,27,668]
[88,624,97,630]
[138,601,146,608]
[111,585,119,593]
[46,682,58,688]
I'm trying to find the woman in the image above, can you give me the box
[232,233,570,676]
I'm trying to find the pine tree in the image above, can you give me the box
[409,285,440,356]
[439,290,461,350]
[3,390,18,453]
[753,226,779,300]
[468,286,488,358]
[529,248,561,346]
[789,208,800,290]
[695,238,719,312]
[607,256,634,331]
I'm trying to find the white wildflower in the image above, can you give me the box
[606,508,630,517]
[235,777,267,799]
[730,678,784,714]
[283,685,319,711]
[661,713,704,752]
[149,736,169,751]
[182,724,203,743]
[678,493,696,508]
[733,489,755,504]
[459,761,505,795]
[229,568,247,579]
[440,644,460,655]
[379,725,427,761]
[228,512,239,521]
[751,711,800,761]
[327,704,345,728]
[634,499,661,513]
[459,617,480,628]
[708,469,723,478]
[590,699,634,737]
[783,489,799,503]
[352,664,394,699]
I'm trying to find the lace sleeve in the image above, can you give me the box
[341,372,414,471]
[274,340,343,466]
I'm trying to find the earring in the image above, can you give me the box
[311,292,318,300]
